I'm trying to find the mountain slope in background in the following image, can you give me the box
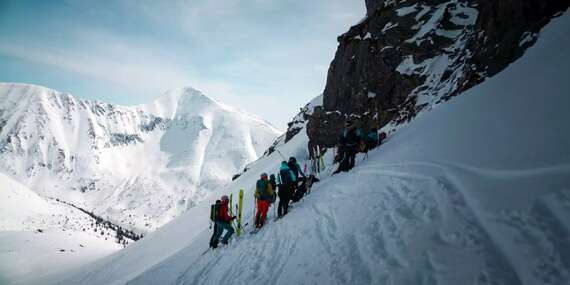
[0,84,281,233]
[57,12,570,285]
[0,173,123,285]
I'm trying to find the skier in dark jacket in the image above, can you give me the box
[334,120,363,174]
[365,127,379,151]
[287,156,306,183]
[277,161,296,217]
[269,174,277,203]
[210,195,235,248]
[288,156,309,202]
[255,173,274,228]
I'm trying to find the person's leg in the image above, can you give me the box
[348,148,356,170]
[339,152,349,172]
[211,222,222,247]
[209,222,219,248]
[278,197,284,217]
[256,199,263,227]
[283,197,290,215]
[260,200,269,226]
[221,222,234,244]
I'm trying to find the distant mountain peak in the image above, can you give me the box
[0,82,281,233]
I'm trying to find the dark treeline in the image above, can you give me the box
[52,198,144,246]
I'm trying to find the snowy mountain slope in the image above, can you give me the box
[1,172,105,232]
[0,231,121,285]
[56,12,570,285]
[0,84,281,232]
[0,173,123,285]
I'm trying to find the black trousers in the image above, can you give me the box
[278,197,290,217]
[209,222,219,248]
[339,147,356,172]
[278,185,292,217]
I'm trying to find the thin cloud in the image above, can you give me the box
[0,0,365,127]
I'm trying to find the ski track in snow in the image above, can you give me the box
[127,156,570,285]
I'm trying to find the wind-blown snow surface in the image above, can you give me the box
[0,85,280,232]
[59,13,570,285]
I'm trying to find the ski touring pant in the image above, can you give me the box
[278,185,292,217]
[278,192,291,217]
[338,146,356,173]
[212,221,234,246]
[209,222,219,248]
[255,199,270,227]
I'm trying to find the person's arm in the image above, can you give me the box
[297,163,306,178]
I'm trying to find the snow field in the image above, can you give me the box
[0,231,121,285]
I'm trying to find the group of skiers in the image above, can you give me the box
[209,156,311,249]
[333,119,385,174]
[209,119,385,249]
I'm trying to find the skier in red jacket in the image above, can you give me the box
[211,195,235,248]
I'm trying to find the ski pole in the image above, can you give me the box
[276,149,286,161]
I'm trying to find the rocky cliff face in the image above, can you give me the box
[307,0,569,149]
[365,0,386,16]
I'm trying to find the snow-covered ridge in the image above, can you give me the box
[0,82,281,233]
[143,87,277,128]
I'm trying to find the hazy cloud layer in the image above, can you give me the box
[0,0,364,128]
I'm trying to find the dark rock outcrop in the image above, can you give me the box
[365,0,386,15]
[307,0,569,149]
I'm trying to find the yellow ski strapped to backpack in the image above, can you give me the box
[237,189,244,236]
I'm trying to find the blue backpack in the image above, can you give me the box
[280,168,293,186]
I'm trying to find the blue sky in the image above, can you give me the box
[0,0,365,128]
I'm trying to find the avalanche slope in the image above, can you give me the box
[58,12,569,285]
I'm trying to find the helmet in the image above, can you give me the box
[289,156,296,163]
[221,195,229,203]
[260,173,268,179]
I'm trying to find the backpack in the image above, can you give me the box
[280,168,293,186]
[257,179,272,201]
[210,201,221,222]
